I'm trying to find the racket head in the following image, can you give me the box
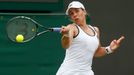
[6,16,38,43]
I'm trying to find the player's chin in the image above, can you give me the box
[74,20,81,25]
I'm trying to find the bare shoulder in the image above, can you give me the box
[93,26,100,33]
[92,26,100,38]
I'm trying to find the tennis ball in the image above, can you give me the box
[16,34,24,43]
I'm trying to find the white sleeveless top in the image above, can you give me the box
[57,25,99,73]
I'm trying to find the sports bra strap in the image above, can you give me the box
[88,25,98,36]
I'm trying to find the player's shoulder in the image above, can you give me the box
[90,25,101,37]
[94,26,99,32]
[91,25,100,33]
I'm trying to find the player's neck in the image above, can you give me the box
[78,20,87,27]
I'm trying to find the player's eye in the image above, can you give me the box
[75,9,79,13]
[69,12,73,16]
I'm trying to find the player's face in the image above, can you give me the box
[68,8,86,24]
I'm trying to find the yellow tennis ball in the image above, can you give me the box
[16,34,24,43]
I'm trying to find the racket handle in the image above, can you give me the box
[51,28,61,33]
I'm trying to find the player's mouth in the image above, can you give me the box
[74,17,79,21]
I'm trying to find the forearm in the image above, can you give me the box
[94,47,107,57]
[61,35,72,49]
[94,36,125,57]
[94,46,113,57]
[61,30,73,49]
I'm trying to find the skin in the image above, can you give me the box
[60,8,125,57]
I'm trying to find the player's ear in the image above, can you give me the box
[82,9,87,15]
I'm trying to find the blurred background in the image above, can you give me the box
[0,0,134,75]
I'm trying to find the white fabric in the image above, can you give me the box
[56,69,94,75]
[105,46,112,54]
[66,1,85,15]
[56,25,99,75]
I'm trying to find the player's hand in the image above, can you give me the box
[110,36,125,52]
[60,26,70,35]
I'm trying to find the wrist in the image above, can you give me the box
[62,33,70,37]
[105,46,113,54]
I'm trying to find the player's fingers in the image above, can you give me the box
[61,26,70,34]
[117,36,125,44]
[61,26,67,31]
[61,26,66,29]
[113,39,118,44]
[60,26,66,34]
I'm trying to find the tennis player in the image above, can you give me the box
[56,1,125,75]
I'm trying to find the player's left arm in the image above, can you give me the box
[60,24,75,49]
[94,26,125,57]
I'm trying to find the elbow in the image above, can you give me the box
[61,36,72,49]
[94,54,105,58]
[62,44,69,49]
[61,41,70,49]
[94,47,107,58]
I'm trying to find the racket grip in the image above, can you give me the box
[52,28,61,33]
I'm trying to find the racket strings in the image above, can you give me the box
[6,16,60,43]
[6,16,37,42]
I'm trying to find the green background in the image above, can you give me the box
[0,1,66,75]
[0,14,70,75]
[0,0,63,12]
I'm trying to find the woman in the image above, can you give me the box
[56,1,125,75]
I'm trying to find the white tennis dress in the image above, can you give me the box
[56,25,99,75]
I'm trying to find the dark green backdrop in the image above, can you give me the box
[0,14,72,75]
[0,1,63,12]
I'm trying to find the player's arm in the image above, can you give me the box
[60,24,75,49]
[93,27,107,57]
[93,27,125,57]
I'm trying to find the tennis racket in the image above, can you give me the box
[6,16,61,43]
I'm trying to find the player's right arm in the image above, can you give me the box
[60,24,76,49]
